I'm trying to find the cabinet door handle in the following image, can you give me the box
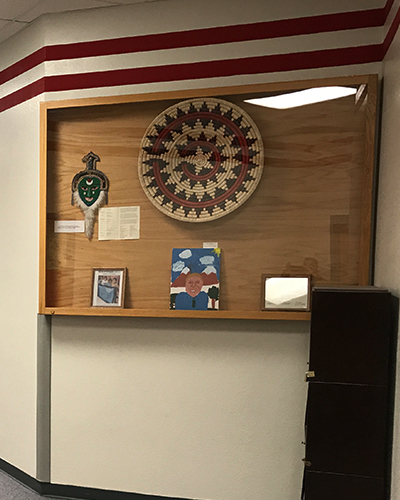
[305,370,315,381]
[302,458,312,467]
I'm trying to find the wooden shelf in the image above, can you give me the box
[43,307,311,321]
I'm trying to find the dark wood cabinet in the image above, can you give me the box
[309,288,392,385]
[303,287,396,500]
[304,472,384,500]
[306,383,388,477]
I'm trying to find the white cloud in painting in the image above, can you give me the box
[204,266,217,274]
[199,255,214,265]
[179,249,192,259]
[172,260,185,272]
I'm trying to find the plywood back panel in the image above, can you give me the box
[44,80,374,311]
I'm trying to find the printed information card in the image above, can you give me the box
[98,206,140,241]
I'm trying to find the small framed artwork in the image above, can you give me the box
[91,268,126,308]
[262,274,311,311]
[170,248,221,310]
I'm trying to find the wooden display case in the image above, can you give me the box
[39,75,378,319]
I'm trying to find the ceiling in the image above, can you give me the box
[0,0,156,44]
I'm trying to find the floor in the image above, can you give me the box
[0,470,60,499]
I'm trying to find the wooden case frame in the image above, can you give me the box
[39,75,378,320]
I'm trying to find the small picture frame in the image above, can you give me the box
[262,274,311,311]
[91,268,126,308]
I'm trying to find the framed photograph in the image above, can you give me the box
[262,274,311,311]
[91,268,126,308]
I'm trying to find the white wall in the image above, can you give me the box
[0,0,394,497]
[0,16,47,476]
[375,23,400,500]
[51,317,309,499]
[0,0,382,106]
[0,97,41,475]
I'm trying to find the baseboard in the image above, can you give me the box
[0,457,194,500]
[0,457,42,494]
[41,482,193,500]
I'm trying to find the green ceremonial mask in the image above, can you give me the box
[71,151,110,240]
[78,175,102,206]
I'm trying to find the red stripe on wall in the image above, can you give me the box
[0,79,45,113]
[0,7,390,86]
[45,9,386,60]
[0,43,382,113]
[382,1,400,55]
[0,47,45,86]
[0,0,398,114]
[44,45,383,92]
[384,0,396,18]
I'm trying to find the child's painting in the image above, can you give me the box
[170,248,221,310]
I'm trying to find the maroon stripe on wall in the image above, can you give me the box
[44,45,383,92]
[0,43,382,113]
[0,79,45,113]
[384,0,396,17]
[0,47,46,85]
[45,9,386,60]
[382,1,400,55]
[0,0,398,114]
[0,6,391,86]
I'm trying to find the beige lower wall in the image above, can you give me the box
[51,316,309,500]
[375,27,400,500]
[0,99,41,476]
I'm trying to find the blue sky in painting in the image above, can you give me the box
[171,248,221,283]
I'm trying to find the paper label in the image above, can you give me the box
[54,220,85,233]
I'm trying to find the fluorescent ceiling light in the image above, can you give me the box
[245,86,357,109]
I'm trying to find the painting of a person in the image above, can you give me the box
[175,273,209,310]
